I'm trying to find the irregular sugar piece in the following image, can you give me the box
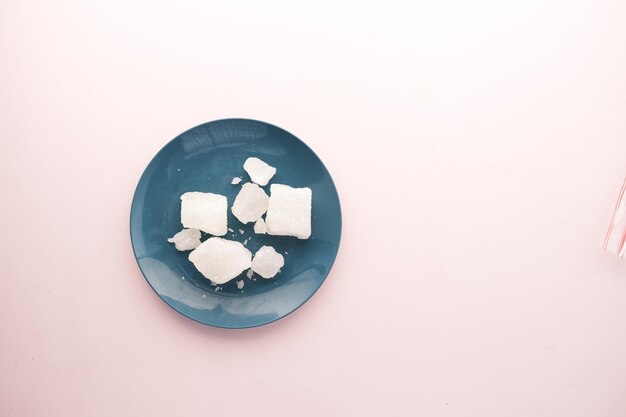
[231,183,269,224]
[236,280,244,289]
[180,192,227,236]
[246,269,254,279]
[188,237,252,284]
[265,184,312,239]
[231,177,242,185]
[243,157,276,186]
[254,218,267,234]
[167,228,201,251]
[251,246,285,279]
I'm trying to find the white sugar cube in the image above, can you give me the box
[231,177,242,185]
[180,192,227,236]
[188,237,252,284]
[231,183,269,224]
[167,228,201,251]
[254,218,267,234]
[251,246,285,279]
[243,157,276,186]
[265,184,312,239]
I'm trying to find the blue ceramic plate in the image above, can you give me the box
[130,119,341,328]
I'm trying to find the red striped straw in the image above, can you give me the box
[603,176,626,258]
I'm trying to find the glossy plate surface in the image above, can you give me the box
[130,119,342,328]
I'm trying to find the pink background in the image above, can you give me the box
[2,1,626,416]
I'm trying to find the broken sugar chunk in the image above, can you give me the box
[251,246,285,279]
[180,192,227,236]
[231,177,242,185]
[231,183,269,224]
[236,280,245,289]
[188,237,252,284]
[265,184,312,239]
[167,228,201,251]
[243,157,276,186]
[246,269,254,279]
[254,218,267,234]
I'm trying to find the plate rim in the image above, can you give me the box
[129,118,342,329]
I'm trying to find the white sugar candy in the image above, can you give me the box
[167,228,201,251]
[265,184,312,239]
[231,177,242,185]
[188,237,252,284]
[231,183,269,224]
[251,246,285,279]
[243,157,276,186]
[180,192,227,236]
[254,218,267,234]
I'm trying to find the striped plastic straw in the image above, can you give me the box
[603,176,626,258]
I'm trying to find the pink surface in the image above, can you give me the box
[2,1,626,416]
